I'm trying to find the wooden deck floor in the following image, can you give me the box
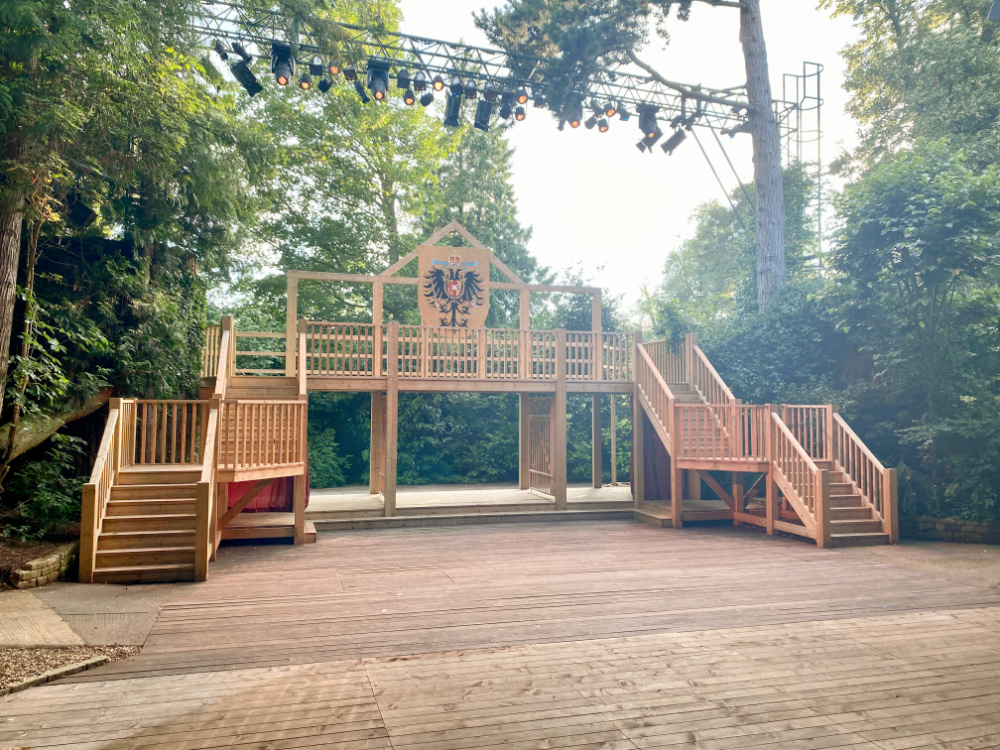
[4,522,1000,749]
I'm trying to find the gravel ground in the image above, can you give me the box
[0,646,140,688]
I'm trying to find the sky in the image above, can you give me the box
[396,1,861,313]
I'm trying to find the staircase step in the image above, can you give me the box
[830,506,875,521]
[106,499,197,516]
[98,530,196,549]
[118,466,202,485]
[830,518,884,534]
[93,563,196,584]
[828,494,866,508]
[829,532,890,548]
[96,546,195,567]
[111,483,197,500]
[102,513,197,532]
[634,508,673,528]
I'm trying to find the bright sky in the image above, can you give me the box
[396,1,860,313]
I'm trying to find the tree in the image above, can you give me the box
[475,0,787,311]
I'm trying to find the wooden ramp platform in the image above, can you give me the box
[6,523,1000,749]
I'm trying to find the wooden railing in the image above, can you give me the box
[217,400,307,472]
[690,342,737,406]
[675,404,767,463]
[832,413,898,542]
[304,322,376,377]
[635,345,676,454]
[194,401,219,581]
[782,405,832,461]
[643,339,685,383]
[770,411,831,546]
[132,400,209,465]
[202,325,221,379]
[233,331,285,376]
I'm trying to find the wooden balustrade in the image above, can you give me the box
[202,326,221,378]
[195,402,219,582]
[134,401,209,465]
[675,404,767,462]
[635,346,675,454]
[217,400,307,471]
[304,322,376,377]
[690,341,737,406]
[80,401,124,582]
[233,331,286,376]
[642,339,685,383]
[832,413,898,542]
[770,412,828,542]
[782,405,832,461]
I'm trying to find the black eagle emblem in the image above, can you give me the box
[423,254,486,327]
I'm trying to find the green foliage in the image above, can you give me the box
[1,433,84,540]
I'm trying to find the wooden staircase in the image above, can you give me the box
[818,460,891,547]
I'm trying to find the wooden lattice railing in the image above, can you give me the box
[217,400,307,473]
[832,413,898,542]
[770,411,832,546]
[675,404,768,463]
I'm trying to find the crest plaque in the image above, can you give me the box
[418,244,490,327]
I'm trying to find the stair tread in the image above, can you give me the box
[94,563,196,573]
[100,529,194,536]
[105,513,197,520]
[99,546,195,554]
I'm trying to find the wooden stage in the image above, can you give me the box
[5,522,1000,749]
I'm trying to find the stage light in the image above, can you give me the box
[636,141,648,153]
[567,100,583,128]
[604,102,616,118]
[432,74,445,91]
[298,71,311,90]
[420,91,434,107]
[618,105,632,121]
[318,77,332,93]
[474,99,493,131]
[403,89,416,105]
[271,43,294,86]
[661,128,687,155]
[584,116,597,130]
[231,60,263,97]
[344,64,358,81]
[638,106,659,139]
[533,93,546,108]
[483,82,499,101]
[413,70,427,91]
[598,118,609,133]
[397,68,410,89]
[514,105,526,121]
[449,75,463,96]
[499,103,512,119]
[232,42,252,64]
[515,88,528,104]
[367,60,390,101]
[464,80,478,99]
[354,79,370,103]
[328,61,341,76]
[501,88,515,107]
[444,94,462,126]
[214,39,229,60]
[309,56,323,76]
[642,127,663,149]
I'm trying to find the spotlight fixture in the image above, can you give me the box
[366,59,390,101]
[636,141,648,153]
[343,64,358,81]
[567,100,583,128]
[598,118,609,133]
[65,192,97,227]
[397,68,410,89]
[500,88,515,107]
[514,105,526,121]
[604,102,616,118]
[618,105,632,122]
[432,74,445,91]
[464,80,478,99]
[642,127,663,148]
[403,88,416,105]
[449,75,464,96]
[483,82,499,101]
[413,70,428,91]
[584,116,597,130]
[444,94,462,126]
[661,128,687,155]
[474,99,494,131]
[515,88,528,104]
[318,77,332,93]
[638,105,659,139]
[298,71,311,90]
[499,102,512,119]
[533,93,546,108]
[231,60,263,96]
[232,42,252,64]
[214,39,229,60]
[309,56,324,76]
[328,61,341,76]
[419,91,435,107]
[354,79,370,103]
[270,43,294,86]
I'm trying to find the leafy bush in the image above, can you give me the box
[1,434,85,541]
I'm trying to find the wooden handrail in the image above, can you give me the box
[212,316,234,400]
[642,339,686,383]
[832,412,897,542]
[634,345,677,454]
[80,402,122,582]
[771,412,831,546]
[194,399,219,581]
[691,344,737,405]
[832,413,885,472]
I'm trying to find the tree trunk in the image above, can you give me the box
[0,207,23,399]
[740,0,785,313]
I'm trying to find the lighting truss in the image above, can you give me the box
[192,2,814,142]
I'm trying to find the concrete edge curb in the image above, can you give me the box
[0,655,109,697]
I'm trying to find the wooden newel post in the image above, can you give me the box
[285,276,298,377]
[765,404,777,536]
[632,330,644,510]
[79,483,97,583]
[195,480,211,581]
[519,393,530,490]
[294,400,307,545]
[384,322,399,517]
[884,468,898,544]
[553,328,568,510]
[825,404,835,462]
[815,469,832,549]
[298,319,308,398]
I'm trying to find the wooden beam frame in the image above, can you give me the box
[218,478,276,530]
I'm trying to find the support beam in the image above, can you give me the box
[384,322,399,517]
[688,470,701,501]
[592,395,602,488]
[293,474,306,545]
[218,478,275,531]
[285,276,298,377]
[519,393,530,490]
[370,392,385,495]
[553,329,568,510]
[732,471,745,527]
[631,391,643,509]
[372,281,383,377]
[610,395,617,485]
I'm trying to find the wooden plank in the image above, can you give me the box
[552,329,567,510]
[285,276,297,377]
[217,478,275,530]
[384,323,399,517]
[592,394,602,489]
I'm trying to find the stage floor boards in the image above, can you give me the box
[4,523,1000,749]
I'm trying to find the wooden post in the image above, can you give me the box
[765,404,777,535]
[688,470,701,501]
[79,483,97,583]
[384,322,399,517]
[195,481,210,581]
[631,389,644,509]
[370,391,385,495]
[213,480,229,561]
[293,474,306,545]
[670,456,683,528]
[553,329,568,510]
[592,395,602,488]
[373,281,383,377]
[610,395,618,485]
[519,289,530,330]
[884,468,898,544]
[519,289,530,382]
[684,332,697,384]
[732,472,745,526]
[297,319,308,397]
[591,296,602,488]
[285,276,298,376]
[815,469,832,548]
[519,394,530,490]
[825,404,835,462]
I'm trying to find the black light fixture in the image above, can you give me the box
[65,192,97,227]
[419,91,434,107]
[618,104,632,122]
[343,63,357,81]
[432,74,445,91]
[604,102,616,118]
[635,141,648,153]
[533,93,546,108]
[403,89,416,105]
[584,115,597,130]
[413,70,428,91]
[397,68,410,89]
[514,105,526,121]
[642,127,663,149]
[464,80,478,99]
[567,100,583,128]
[661,128,687,155]
[270,43,294,86]
[367,59,390,101]
[318,77,332,93]
[298,71,311,90]
[638,105,659,139]
[598,118,609,133]
[483,82,499,101]
[232,42,252,64]
[354,79,370,103]
[500,88,515,107]
[231,60,263,96]
[309,56,324,76]
[328,60,341,76]
[499,102,512,119]
[515,88,528,104]
[214,39,229,60]
[474,99,493,131]
[444,94,462,126]
[449,75,464,96]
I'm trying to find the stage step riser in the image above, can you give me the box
[96,547,195,567]
[830,533,890,548]
[117,469,202,486]
[98,531,197,550]
[93,564,196,584]
[831,519,885,535]
[313,509,634,531]
[110,484,198,500]
[830,507,876,521]
[105,500,197,517]
[102,514,197,533]
[634,509,673,528]
[828,494,866,508]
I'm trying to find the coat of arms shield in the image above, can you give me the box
[418,244,490,327]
